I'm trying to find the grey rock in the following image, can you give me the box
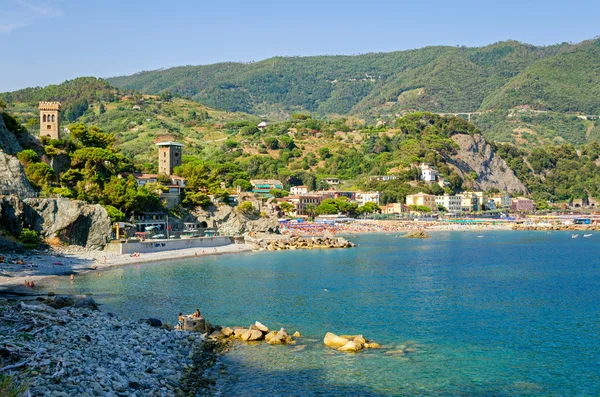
[448,133,527,193]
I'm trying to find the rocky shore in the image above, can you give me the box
[247,235,355,251]
[0,296,224,397]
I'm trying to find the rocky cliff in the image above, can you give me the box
[188,199,279,236]
[448,133,527,193]
[0,113,23,155]
[0,151,35,197]
[0,196,112,249]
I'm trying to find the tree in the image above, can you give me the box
[25,162,55,189]
[316,199,338,215]
[279,202,294,215]
[105,205,125,223]
[305,203,317,219]
[318,147,331,160]
[183,191,212,208]
[17,149,40,166]
[237,201,255,215]
[264,137,279,150]
[233,179,252,191]
[269,189,288,198]
[357,202,381,215]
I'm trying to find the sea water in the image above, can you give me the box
[47,231,600,396]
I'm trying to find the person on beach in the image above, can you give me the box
[192,309,201,318]
[70,274,74,280]
[194,252,198,258]
[177,313,184,329]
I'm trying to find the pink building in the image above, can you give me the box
[511,197,535,212]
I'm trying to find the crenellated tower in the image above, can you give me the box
[39,102,61,140]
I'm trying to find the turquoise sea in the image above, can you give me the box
[47,231,600,396]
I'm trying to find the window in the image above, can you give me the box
[43,114,47,122]
[51,115,55,122]
[47,125,51,129]
[164,152,166,157]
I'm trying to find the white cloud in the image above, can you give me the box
[0,22,29,33]
[0,1,63,34]
[17,0,63,17]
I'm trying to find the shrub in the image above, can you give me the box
[0,374,28,397]
[237,201,255,215]
[19,228,41,246]
[105,205,125,223]
[17,149,39,166]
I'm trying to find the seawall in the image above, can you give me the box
[106,236,234,254]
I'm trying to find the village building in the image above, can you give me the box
[405,192,436,211]
[435,194,462,213]
[156,142,183,176]
[313,190,356,201]
[380,203,407,214]
[462,191,488,210]
[250,179,284,195]
[420,163,439,182]
[512,197,535,212]
[39,102,61,140]
[457,192,479,212]
[490,193,512,208]
[296,195,323,216]
[257,121,269,130]
[355,191,380,206]
[133,212,167,234]
[321,177,341,186]
[369,175,398,182]
[290,185,308,195]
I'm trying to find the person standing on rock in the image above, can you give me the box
[192,309,201,318]
[178,313,185,329]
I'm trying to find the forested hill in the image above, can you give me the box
[106,39,600,117]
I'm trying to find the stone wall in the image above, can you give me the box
[113,236,233,254]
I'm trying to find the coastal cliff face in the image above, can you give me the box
[0,196,112,249]
[0,151,35,197]
[190,201,279,236]
[448,133,527,193]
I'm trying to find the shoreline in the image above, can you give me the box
[0,243,253,291]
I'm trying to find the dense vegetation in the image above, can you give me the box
[493,141,600,206]
[107,40,600,119]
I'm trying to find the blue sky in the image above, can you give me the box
[0,0,598,92]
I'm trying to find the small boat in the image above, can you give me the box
[583,234,593,238]
[477,235,484,238]
[572,234,579,239]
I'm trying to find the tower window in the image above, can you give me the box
[47,125,51,129]
[43,114,47,122]
[51,115,55,122]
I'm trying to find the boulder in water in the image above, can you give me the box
[338,341,363,353]
[241,329,264,341]
[324,332,351,348]
[254,321,269,333]
[403,230,430,239]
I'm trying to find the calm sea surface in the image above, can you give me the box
[48,231,600,396]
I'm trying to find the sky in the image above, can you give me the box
[0,0,599,92]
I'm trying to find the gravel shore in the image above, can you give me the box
[0,298,224,396]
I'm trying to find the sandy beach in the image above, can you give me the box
[0,243,253,290]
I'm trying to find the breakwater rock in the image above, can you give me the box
[0,196,111,249]
[403,230,431,239]
[323,332,382,353]
[0,300,206,396]
[247,235,355,251]
[215,321,298,346]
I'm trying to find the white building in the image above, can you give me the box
[355,191,380,206]
[290,185,308,195]
[435,194,462,213]
[490,193,512,209]
[420,163,439,182]
[321,177,341,186]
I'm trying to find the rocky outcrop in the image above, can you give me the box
[323,332,381,353]
[0,151,35,197]
[189,199,279,236]
[448,133,527,193]
[248,235,355,251]
[403,230,430,239]
[0,114,23,155]
[215,321,296,346]
[0,196,112,249]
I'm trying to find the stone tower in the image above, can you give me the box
[39,102,61,140]
[156,141,183,175]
